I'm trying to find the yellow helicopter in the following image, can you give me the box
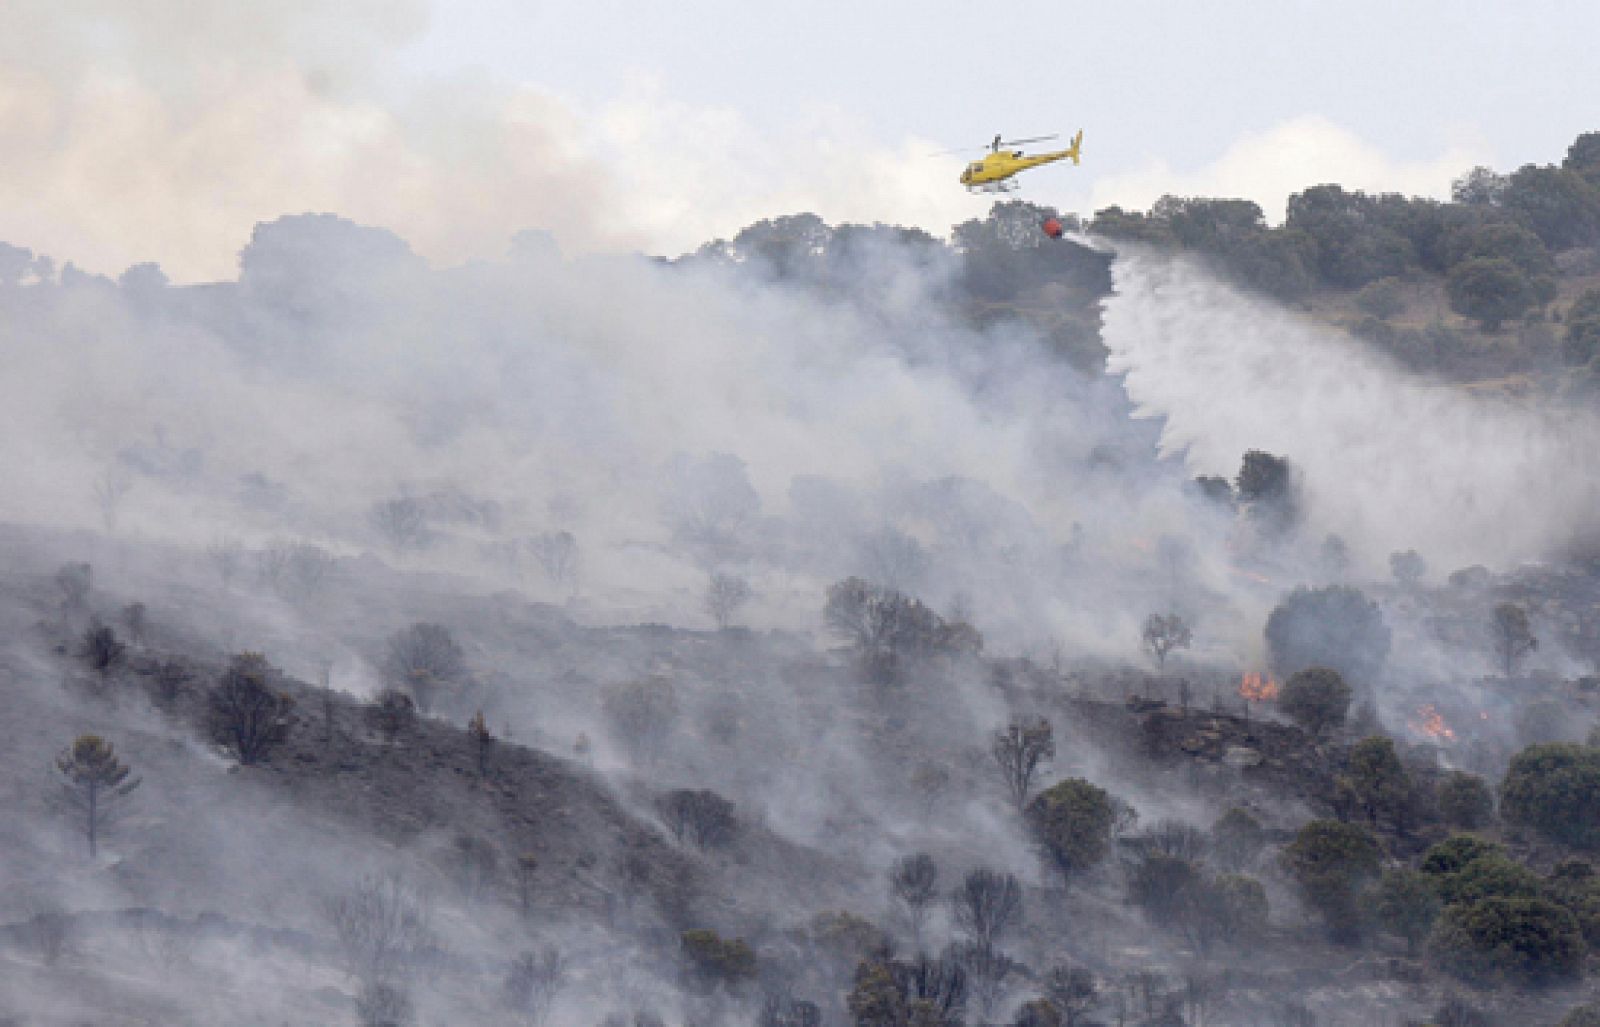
[951,130,1084,192]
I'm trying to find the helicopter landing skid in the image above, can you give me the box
[966,180,1020,195]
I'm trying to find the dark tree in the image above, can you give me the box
[1028,779,1116,885]
[678,929,757,989]
[758,994,822,1027]
[950,867,1023,949]
[824,577,980,683]
[153,658,193,708]
[991,716,1055,811]
[121,602,147,646]
[56,735,140,858]
[1191,475,1235,509]
[889,853,939,948]
[208,652,294,764]
[1281,819,1381,941]
[468,710,493,777]
[355,981,414,1027]
[79,621,126,682]
[1140,613,1192,672]
[1126,852,1201,928]
[1265,586,1391,686]
[704,571,753,629]
[1210,808,1265,873]
[1389,550,1427,586]
[656,789,737,850]
[1491,602,1537,677]
[452,834,499,901]
[56,562,92,612]
[1041,964,1099,1026]
[1278,667,1353,739]
[368,689,415,744]
[385,623,465,714]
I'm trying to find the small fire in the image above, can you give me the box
[1239,672,1279,702]
[1411,704,1457,742]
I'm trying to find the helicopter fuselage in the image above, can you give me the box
[958,130,1083,191]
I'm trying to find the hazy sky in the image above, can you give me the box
[2,1,1596,280]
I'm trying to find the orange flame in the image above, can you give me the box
[1239,672,1279,702]
[1411,704,1456,742]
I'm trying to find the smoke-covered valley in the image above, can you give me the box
[5,194,1600,1027]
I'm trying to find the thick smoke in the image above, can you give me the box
[1102,247,1600,574]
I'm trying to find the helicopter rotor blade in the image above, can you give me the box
[1000,134,1060,147]
[928,145,985,157]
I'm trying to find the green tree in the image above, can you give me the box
[1429,896,1584,986]
[1374,869,1440,955]
[1491,602,1538,677]
[1354,277,1406,319]
[1436,772,1494,829]
[1421,835,1505,877]
[1342,735,1413,828]
[1446,257,1538,331]
[1501,164,1600,249]
[1501,743,1600,849]
[1567,131,1600,185]
[1281,819,1382,941]
[56,735,141,858]
[1277,668,1353,739]
[1028,778,1116,884]
[1265,586,1391,687]
[1431,853,1542,906]
[679,930,756,990]
[208,652,294,765]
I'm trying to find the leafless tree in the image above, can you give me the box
[890,853,939,949]
[385,623,466,714]
[950,868,1023,950]
[528,530,579,594]
[207,536,244,589]
[370,497,430,553]
[1140,613,1192,672]
[153,658,193,708]
[856,526,928,592]
[758,993,822,1027]
[1128,819,1209,862]
[56,735,140,858]
[503,946,567,1025]
[704,571,753,629]
[93,468,132,534]
[951,940,1021,1019]
[656,789,737,849]
[1042,963,1100,1026]
[515,853,539,916]
[23,904,72,966]
[281,541,334,598]
[324,873,433,984]
[208,652,294,764]
[601,676,679,767]
[991,716,1055,811]
[1492,602,1538,677]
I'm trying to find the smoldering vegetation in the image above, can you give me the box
[2,193,1600,1026]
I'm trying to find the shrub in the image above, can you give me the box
[1501,744,1600,849]
[1429,896,1584,986]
